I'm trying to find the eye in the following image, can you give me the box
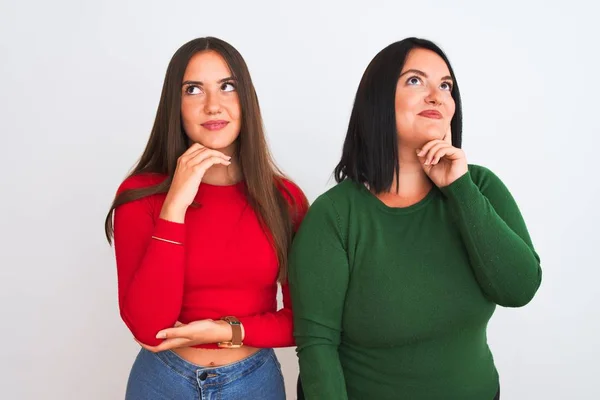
[221,81,236,92]
[406,76,423,86]
[185,85,202,95]
[440,81,453,91]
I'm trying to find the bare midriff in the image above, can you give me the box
[173,346,261,367]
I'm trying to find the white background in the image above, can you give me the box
[1,0,598,398]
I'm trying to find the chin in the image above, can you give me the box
[401,131,443,147]
[423,132,445,142]
[194,132,239,151]
[399,121,446,145]
[202,139,237,151]
[417,124,446,142]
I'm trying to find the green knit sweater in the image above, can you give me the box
[288,165,541,400]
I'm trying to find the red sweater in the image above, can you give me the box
[113,173,308,348]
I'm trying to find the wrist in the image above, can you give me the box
[440,170,474,198]
[216,316,245,348]
[444,167,469,187]
[160,201,187,223]
[214,319,233,342]
[214,319,246,341]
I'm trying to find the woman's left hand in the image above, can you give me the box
[417,131,468,188]
[136,319,232,353]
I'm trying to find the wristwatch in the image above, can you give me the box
[218,316,243,348]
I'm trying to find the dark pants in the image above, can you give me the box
[296,375,500,400]
[297,375,303,399]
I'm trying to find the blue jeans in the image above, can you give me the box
[126,348,286,399]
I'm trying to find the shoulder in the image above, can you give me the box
[305,179,361,220]
[294,181,360,241]
[465,164,521,207]
[276,177,309,229]
[314,179,363,210]
[467,164,506,192]
[276,177,307,207]
[116,172,168,195]
[467,163,495,179]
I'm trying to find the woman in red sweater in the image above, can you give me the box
[105,37,307,399]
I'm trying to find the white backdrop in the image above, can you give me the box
[1,0,598,399]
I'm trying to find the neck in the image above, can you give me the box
[388,145,432,196]
[199,142,243,186]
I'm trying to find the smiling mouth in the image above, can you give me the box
[201,121,229,131]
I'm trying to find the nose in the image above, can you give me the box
[204,92,221,115]
[425,87,442,106]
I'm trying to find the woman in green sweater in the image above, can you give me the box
[289,37,542,400]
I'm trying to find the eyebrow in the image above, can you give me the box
[182,76,236,86]
[399,69,453,81]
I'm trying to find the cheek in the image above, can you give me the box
[396,90,422,113]
[445,99,456,121]
[395,96,419,126]
[180,98,199,123]
[227,98,241,121]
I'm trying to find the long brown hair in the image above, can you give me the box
[105,37,299,281]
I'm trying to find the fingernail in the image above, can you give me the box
[226,156,232,160]
[416,149,422,155]
[156,332,166,339]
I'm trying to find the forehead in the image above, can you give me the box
[183,50,232,80]
[402,48,450,77]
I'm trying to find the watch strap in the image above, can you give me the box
[218,316,243,348]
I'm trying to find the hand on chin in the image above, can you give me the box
[416,119,451,145]
[190,138,235,154]
[415,127,447,147]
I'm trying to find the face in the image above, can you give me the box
[395,48,455,148]
[180,50,241,152]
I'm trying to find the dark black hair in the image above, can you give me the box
[334,37,463,193]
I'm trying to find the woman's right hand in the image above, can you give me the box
[160,143,231,222]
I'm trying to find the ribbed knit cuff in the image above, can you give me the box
[152,218,186,244]
[439,171,479,204]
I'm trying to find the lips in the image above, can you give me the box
[201,120,229,131]
[418,110,443,119]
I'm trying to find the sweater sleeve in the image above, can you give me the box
[113,175,186,346]
[289,194,349,400]
[440,165,542,307]
[237,282,294,348]
[237,178,310,348]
